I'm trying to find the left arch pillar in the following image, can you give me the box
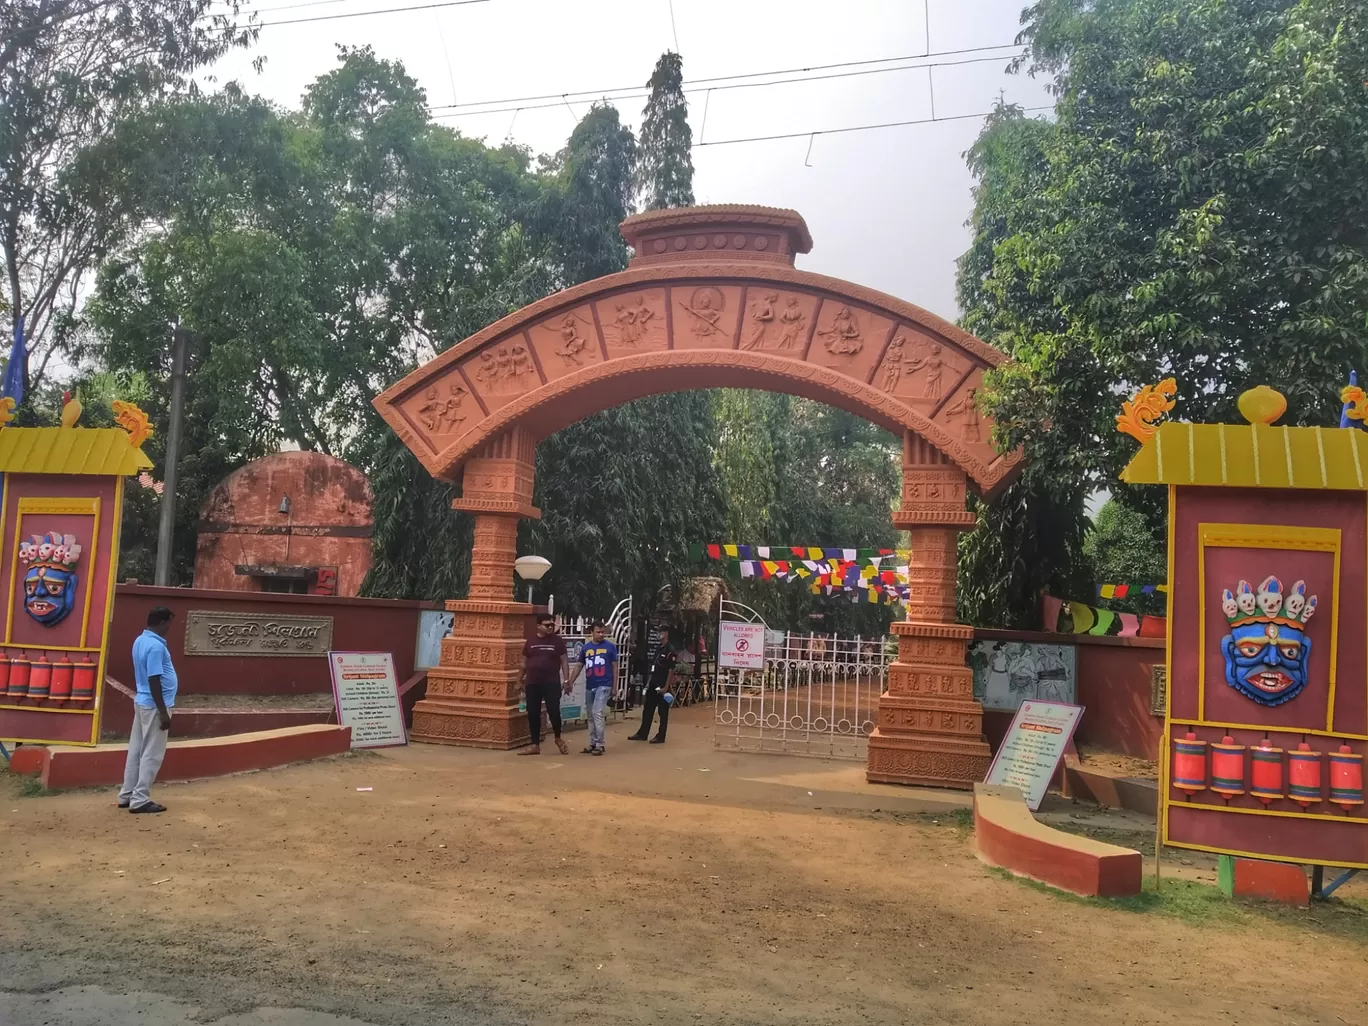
[410,427,538,749]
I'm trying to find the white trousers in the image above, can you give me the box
[119,705,169,808]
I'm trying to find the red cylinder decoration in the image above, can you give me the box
[1210,735,1246,798]
[1250,739,1284,804]
[27,653,51,700]
[0,652,10,695]
[49,653,73,703]
[1171,731,1207,795]
[1288,742,1323,808]
[71,658,97,702]
[7,653,30,698]
[1330,744,1364,810]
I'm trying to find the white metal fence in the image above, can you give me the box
[713,630,893,759]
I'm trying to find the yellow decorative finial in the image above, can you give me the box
[1237,385,1287,426]
[0,397,15,428]
[112,400,153,448]
[1116,378,1177,443]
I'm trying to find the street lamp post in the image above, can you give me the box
[513,555,552,605]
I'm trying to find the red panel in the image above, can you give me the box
[1200,546,1335,732]
[0,707,92,744]
[107,586,433,698]
[1169,802,1368,867]
[1166,487,1368,868]
[1170,487,1367,734]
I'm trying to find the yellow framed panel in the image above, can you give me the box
[4,495,101,646]
[89,476,125,742]
[1195,522,1340,725]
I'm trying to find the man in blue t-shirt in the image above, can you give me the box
[573,621,618,756]
[118,606,178,814]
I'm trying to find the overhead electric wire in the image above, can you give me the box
[249,0,489,28]
[429,42,1023,113]
[691,104,1053,149]
[431,48,1026,121]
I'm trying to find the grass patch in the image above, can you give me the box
[986,866,1368,943]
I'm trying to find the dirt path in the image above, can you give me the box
[3,709,1367,1025]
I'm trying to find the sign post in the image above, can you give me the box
[719,622,766,670]
[984,700,1084,810]
[328,651,407,749]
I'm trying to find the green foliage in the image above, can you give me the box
[1083,498,1167,615]
[958,0,1368,626]
[711,393,903,634]
[636,52,694,211]
[0,0,256,391]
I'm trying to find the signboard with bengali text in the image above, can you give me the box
[328,651,406,749]
[186,611,333,657]
[984,700,1084,810]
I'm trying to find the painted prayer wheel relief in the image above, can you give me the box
[1122,385,1368,870]
[375,205,1024,786]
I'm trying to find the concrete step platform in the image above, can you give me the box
[9,724,352,790]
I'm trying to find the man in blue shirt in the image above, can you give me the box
[573,621,618,756]
[118,606,178,814]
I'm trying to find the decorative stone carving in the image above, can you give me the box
[819,304,864,356]
[867,430,993,789]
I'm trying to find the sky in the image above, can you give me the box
[205,0,1054,322]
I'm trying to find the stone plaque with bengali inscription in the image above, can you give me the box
[184,611,334,657]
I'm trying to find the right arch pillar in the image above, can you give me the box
[866,433,992,788]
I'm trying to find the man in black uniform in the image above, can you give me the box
[627,626,678,745]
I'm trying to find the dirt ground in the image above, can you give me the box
[3,704,1368,1026]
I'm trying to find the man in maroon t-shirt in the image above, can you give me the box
[519,615,572,755]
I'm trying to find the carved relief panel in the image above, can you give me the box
[805,300,896,383]
[670,285,744,350]
[736,289,820,355]
[460,339,541,412]
[396,369,477,454]
[594,289,669,353]
[934,370,988,446]
[525,306,603,381]
[875,326,973,411]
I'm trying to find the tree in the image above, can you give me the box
[0,0,256,392]
[636,52,694,211]
[81,49,544,585]
[521,98,724,615]
[1084,498,1166,616]
[957,0,1368,626]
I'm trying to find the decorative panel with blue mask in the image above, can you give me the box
[18,531,83,627]
[1219,575,1317,707]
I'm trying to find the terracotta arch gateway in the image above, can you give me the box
[375,205,1024,788]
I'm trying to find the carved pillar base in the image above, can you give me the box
[866,622,991,788]
[866,433,991,789]
[410,598,534,749]
[411,428,539,751]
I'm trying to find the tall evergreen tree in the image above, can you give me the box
[635,52,694,211]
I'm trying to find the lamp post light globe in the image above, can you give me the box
[514,555,552,604]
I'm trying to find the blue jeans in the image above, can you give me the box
[586,686,610,749]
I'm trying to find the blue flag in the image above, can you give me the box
[2,315,25,408]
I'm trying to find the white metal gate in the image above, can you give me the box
[713,608,892,759]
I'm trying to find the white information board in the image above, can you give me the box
[328,651,407,749]
[984,700,1084,810]
[719,622,766,670]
